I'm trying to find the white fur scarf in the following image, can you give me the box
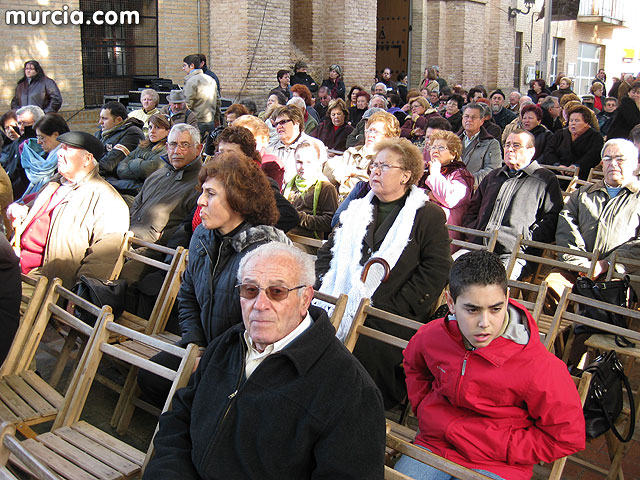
[315,185,427,341]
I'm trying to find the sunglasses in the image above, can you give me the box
[235,283,306,301]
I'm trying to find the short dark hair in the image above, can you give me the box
[217,126,260,162]
[449,250,507,301]
[520,103,543,122]
[426,116,452,131]
[33,112,70,136]
[183,54,200,68]
[277,69,290,81]
[102,101,128,121]
[239,99,257,115]
[508,129,535,148]
[197,53,207,66]
[0,111,17,128]
[467,87,484,103]
[630,81,640,92]
[388,94,402,107]
[448,94,464,110]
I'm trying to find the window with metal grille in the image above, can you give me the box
[80,0,158,108]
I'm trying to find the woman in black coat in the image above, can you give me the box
[607,82,640,140]
[527,78,552,104]
[315,138,452,408]
[11,60,62,113]
[311,99,353,152]
[321,64,346,100]
[542,105,604,180]
[520,104,552,160]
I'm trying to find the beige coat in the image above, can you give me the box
[16,168,129,288]
[183,69,220,124]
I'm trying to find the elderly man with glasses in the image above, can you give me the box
[462,130,563,279]
[128,124,203,262]
[145,242,385,480]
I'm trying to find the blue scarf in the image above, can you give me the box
[20,139,60,200]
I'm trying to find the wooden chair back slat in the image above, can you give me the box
[1,275,48,376]
[287,233,325,249]
[122,251,171,272]
[447,226,499,253]
[107,323,185,358]
[313,291,348,330]
[0,426,61,480]
[99,344,176,382]
[605,251,640,284]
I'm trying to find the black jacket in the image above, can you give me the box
[607,96,640,140]
[463,161,563,255]
[11,76,62,112]
[444,111,462,132]
[177,222,290,348]
[530,124,553,161]
[541,108,563,133]
[290,72,318,93]
[542,127,604,180]
[96,118,145,176]
[310,120,354,152]
[493,107,517,131]
[146,307,386,479]
[0,235,20,365]
[316,194,452,407]
[321,78,346,100]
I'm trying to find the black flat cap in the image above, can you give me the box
[57,131,104,161]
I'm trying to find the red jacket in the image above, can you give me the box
[403,299,585,480]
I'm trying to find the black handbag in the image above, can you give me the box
[72,275,127,326]
[582,350,636,442]
[572,275,636,348]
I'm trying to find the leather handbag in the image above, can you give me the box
[572,275,636,348]
[582,350,636,442]
[72,275,127,326]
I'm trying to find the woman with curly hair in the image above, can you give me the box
[138,151,290,407]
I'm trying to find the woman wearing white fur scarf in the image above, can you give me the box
[315,137,452,408]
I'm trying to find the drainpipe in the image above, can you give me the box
[197,0,202,53]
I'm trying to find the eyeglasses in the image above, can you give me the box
[365,128,385,137]
[504,142,528,151]
[235,283,306,301]
[369,162,404,173]
[462,115,481,120]
[429,145,449,152]
[602,155,626,164]
[273,119,292,128]
[167,142,195,150]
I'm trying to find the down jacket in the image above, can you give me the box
[178,223,291,348]
[112,141,167,196]
[146,306,385,479]
[404,300,585,480]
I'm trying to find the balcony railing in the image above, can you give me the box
[578,0,626,25]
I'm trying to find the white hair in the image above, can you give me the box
[16,105,45,121]
[287,96,306,111]
[238,242,316,288]
[168,123,200,144]
[369,94,388,109]
[140,88,159,104]
[601,138,639,164]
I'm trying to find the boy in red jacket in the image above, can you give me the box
[395,250,585,480]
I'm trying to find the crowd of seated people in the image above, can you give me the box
[4,57,640,479]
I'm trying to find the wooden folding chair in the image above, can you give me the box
[605,250,640,285]
[287,232,326,257]
[0,422,61,480]
[587,164,604,183]
[385,427,496,480]
[447,225,499,253]
[0,275,48,377]
[313,290,348,330]
[544,164,580,181]
[50,233,187,387]
[0,279,113,439]
[7,314,198,480]
[546,372,593,479]
[546,287,640,479]
[505,235,600,284]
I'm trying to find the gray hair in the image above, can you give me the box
[287,96,307,113]
[369,94,388,109]
[168,123,201,144]
[540,96,559,109]
[16,105,45,122]
[318,86,330,96]
[510,90,522,99]
[237,242,316,287]
[140,88,159,105]
[375,82,387,91]
[462,103,484,117]
[519,95,533,107]
[624,74,634,83]
[601,138,639,164]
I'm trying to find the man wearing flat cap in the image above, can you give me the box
[160,90,198,128]
[8,131,129,288]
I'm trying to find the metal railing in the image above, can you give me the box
[578,0,626,20]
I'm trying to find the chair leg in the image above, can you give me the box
[49,330,78,387]
[110,366,138,432]
[116,383,142,435]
